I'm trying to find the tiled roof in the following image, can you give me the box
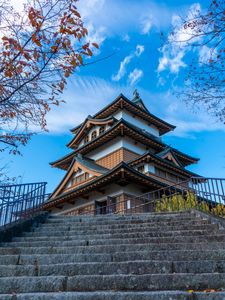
[76,154,108,174]
[70,93,175,134]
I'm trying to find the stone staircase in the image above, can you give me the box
[0,211,225,299]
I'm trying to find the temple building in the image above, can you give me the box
[45,91,200,215]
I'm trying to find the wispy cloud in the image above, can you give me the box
[158,51,186,74]
[128,68,143,86]
[157,3,201,75]
[112,45,144,82]
[43,77,131,133]
[135,45,145,57]
[141,17,152,35]
[138,89,225,138]
[112,55,134,82]
[78,0,173,43]
[41,78,225,136]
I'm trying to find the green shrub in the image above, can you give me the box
[212,203,225,217]
[155,191,225,218]
[155,191,209,213]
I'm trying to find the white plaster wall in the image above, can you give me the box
[87,136,148,161]
[55,182,144,215]
[113,110,159,137]
[86,138,123,160]
[78,124,112,148]
[123,137,147,155]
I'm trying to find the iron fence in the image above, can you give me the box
[0,182,49,227]
[75,177,225,218]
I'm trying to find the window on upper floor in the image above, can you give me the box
[71,172,90,186]
[99,126,105,135]
[84,135,89,144]
[137,165,144,173]
[91,130,97,140]
[155,167,166,178]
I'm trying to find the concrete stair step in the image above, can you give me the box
[12,234,225,245]
[1,273,225,293]
[2,250,225,265]
[1,291,225,300]
[22,228,220,238]
[45,215,200,224]
[41,219,208,229]
[48,211,194,219]
[0,239,225,255]
[1,260,225,277]
[1,211,224,297]
[34,224,217,234]
[1,242,225,255]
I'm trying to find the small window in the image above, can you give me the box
[127,200,131,209]
[137,165,144,173]
[99,126,105,134]
[155,168,166,178]
[91,130,97,140]
[84,135,89,144]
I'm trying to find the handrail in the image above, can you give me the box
[0,182,49,227]
[70,177,225,218]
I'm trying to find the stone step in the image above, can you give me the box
[1,242,225,255]
[0,238,225,255]
[4,291,225,300]
[34,223,216,234]
[45,215,199,224]
[12,234,225,245]
[2,250,225,265]
[22,228,220,238]
[1,260,225,277]
[48,211,194,219]
[41,219,208,229]
[1,273,225,293]
[2,291,225,300]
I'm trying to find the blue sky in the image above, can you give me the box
[4,0,225,192]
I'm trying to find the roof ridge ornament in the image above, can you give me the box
[133,89,141,102]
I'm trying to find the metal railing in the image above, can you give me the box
[74,177,225,218]
[0,182,49,227]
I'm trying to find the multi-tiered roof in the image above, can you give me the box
[46,92,199,211]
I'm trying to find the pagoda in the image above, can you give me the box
[45,91,200,215]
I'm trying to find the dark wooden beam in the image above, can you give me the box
[55,205,64,209]
[117,179,129,187]
[96,189,105,195]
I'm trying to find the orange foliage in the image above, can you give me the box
[0,0,98,153]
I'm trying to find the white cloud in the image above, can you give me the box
[10,0,24,11]
[135,45,145,57]
[141,17,152,35]
[170,3,201,45]
[85,23,107,47]
[128,69,143,86]
[78,0,173,44]
[122,34,130,42]
[42,76,131,133]
[157,3,201,74]
[133,88,225,138]
[112,55,133,82]
[112,45,144,82]
[158,50,186,74]
[198,45,217,64]
[24,76,224,137]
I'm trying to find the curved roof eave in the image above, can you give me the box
[70,93,176,135]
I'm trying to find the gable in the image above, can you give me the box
[161,151,182,167]
[50,159,105,199]
[70,94,175,135]
[67,117,115,149]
